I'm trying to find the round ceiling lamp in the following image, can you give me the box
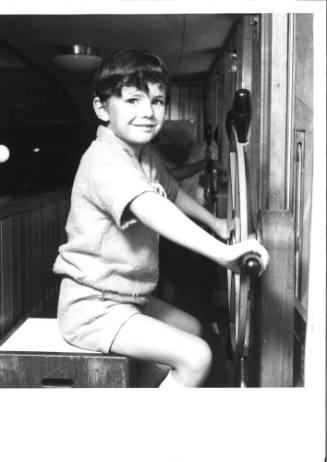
[53,45,102,72]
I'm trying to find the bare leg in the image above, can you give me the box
[143,295,202,375]
[144,296,202,336]
[138,296,204,385]
[111,298,212,387]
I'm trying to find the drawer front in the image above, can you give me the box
[0,353,130,388]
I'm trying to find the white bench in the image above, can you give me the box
[0,318,131,388]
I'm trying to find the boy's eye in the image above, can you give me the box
[126,98,139,104]
[152,98,165,106]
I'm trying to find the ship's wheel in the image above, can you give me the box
[224,89,295,387]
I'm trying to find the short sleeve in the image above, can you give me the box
[87,145,155,230]
[143,145,179,203]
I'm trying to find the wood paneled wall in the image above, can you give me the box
[167,82,205,142]
[0,190,70,340]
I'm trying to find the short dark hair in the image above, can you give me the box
[94,48,169,102]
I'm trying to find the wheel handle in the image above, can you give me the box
[231,89,252,143]
[239,252,262,277]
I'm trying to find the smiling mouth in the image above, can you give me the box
[133,124,156,128]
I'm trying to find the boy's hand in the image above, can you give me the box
[212,218,229,241]
[224,238,269,275]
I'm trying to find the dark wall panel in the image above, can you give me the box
[0,190,70,340]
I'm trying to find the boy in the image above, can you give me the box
[53,48,268,388]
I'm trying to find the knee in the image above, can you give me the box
[178,337,212,386]
[185,315,202,337]
[191,338,213,377]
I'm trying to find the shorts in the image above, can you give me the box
[57,277,145,354]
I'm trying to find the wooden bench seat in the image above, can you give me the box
[0,318,132,388]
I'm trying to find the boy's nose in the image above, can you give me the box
[139,99,154,118]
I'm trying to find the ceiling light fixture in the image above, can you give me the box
[53,45,102,72]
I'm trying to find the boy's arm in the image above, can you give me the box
[129,192,268,273]
[174,186,228,240]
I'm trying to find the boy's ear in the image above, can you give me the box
[93,97,110,122]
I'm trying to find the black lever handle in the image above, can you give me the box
[239,252,262,277]
[231,89,251,143]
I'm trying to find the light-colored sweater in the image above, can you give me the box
[53,125,178,305]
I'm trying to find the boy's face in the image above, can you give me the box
[100,83,166,152]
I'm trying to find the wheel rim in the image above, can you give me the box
[227,127,252,357]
